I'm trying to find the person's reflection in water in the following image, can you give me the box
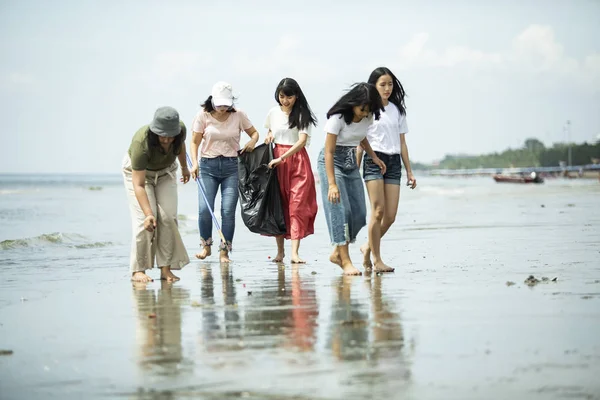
[243,266,293,339]
[132,281,191,378]
[366,273,406,363]
[285,266,319,351]
[199,263,242,351]
[329,275,370,361]
[328,273,412,396]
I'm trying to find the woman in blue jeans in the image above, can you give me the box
[190,82,260,263]
[318,83,386,275]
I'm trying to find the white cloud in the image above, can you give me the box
[232,35,335,82]
[396,32,502,69]
[389,25,600,92]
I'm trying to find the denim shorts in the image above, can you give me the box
[363,151,402,185]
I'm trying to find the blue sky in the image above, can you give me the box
[1,0,599,173]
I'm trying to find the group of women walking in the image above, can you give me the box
[122,67,417,282]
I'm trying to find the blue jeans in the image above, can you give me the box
[317,147,367,246]
[198,156,239,252]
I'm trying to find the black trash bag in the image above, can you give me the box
[237,143,287,236]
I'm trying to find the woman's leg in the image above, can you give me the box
[273,236,285,262]
[155,165,190,281]
[197,164,219,259]
[337,244,362,275]
[363,180,387,270]
[380,183,400,237]
[322,166,362,275]
[288,148,318,264]
[219,159,239,262]
[123,163,157,282]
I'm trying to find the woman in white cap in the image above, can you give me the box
[122,106,191,283]
[190,81,260,263]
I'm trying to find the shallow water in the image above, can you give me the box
[1,174,599,399]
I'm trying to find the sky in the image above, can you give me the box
[1,0,599,173]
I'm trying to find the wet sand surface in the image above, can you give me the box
[0,176,599,399]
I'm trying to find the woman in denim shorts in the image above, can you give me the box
[357,67,418,273]
[189,82,260,263]
[318,83,386,275]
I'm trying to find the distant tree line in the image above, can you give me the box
[416,138,600,170]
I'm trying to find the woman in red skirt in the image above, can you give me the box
[265,78,318,264]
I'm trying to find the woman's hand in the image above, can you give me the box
[143,215,156,232]
[268,157,282,169]
[190,163,199,180]
[264,132,274,144]
[372,156,387,175]
[328,184,340,203]
[241,139,257,153]
[180,166,190,184]
[407,172,417,189]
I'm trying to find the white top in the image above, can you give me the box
[264,106,311,146]
[323,114,373,147]
[366,102,408,154]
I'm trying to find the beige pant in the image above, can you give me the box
[122,155,190,273]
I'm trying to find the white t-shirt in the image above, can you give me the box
[366,102,408,154]
[264,106,311,146]
[323,114,373,147]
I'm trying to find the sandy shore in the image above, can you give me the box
[0,176,599,399]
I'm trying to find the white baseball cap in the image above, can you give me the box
[211,81,234,107]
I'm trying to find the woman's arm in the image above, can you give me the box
[132,170,156,232]
[400,134,417,188]
[324,133,340,203]
[190,130,203,180]
[359,138,387,176]
[268,133,308,169]
[356,145,364,168]
[177,143,190,184]
[241,126,259,153]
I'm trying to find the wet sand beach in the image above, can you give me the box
[1,175,599,399]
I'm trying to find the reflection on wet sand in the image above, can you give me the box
[287,266,319,351]
[198,263,243,352]
[132,281,191,377]
[366,273,407,364]
[328,273,412,394]
[242,266,319,352]
[128,265,411,397]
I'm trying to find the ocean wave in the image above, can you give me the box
[0,232,113,250]
[0,189,40,195]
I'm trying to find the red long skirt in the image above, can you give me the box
[273,145,318,240]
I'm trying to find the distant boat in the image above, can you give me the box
[493,172,544,184]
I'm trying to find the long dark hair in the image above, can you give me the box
[368,67,407,115]
[200,95,237,113]
[326,82,384,124]
[147,127,185,156]
[274,78,317,131]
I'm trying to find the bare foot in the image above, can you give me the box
[360,243,373,269]
[220,250,231,263]
[160,267,180,282]
[373,261,395,273]
[272,251,285,262]
[329,253,342,267]
[195,246,211,260]
[291,255,306,264]
[340,261,362,276]
[131,271,153,283]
